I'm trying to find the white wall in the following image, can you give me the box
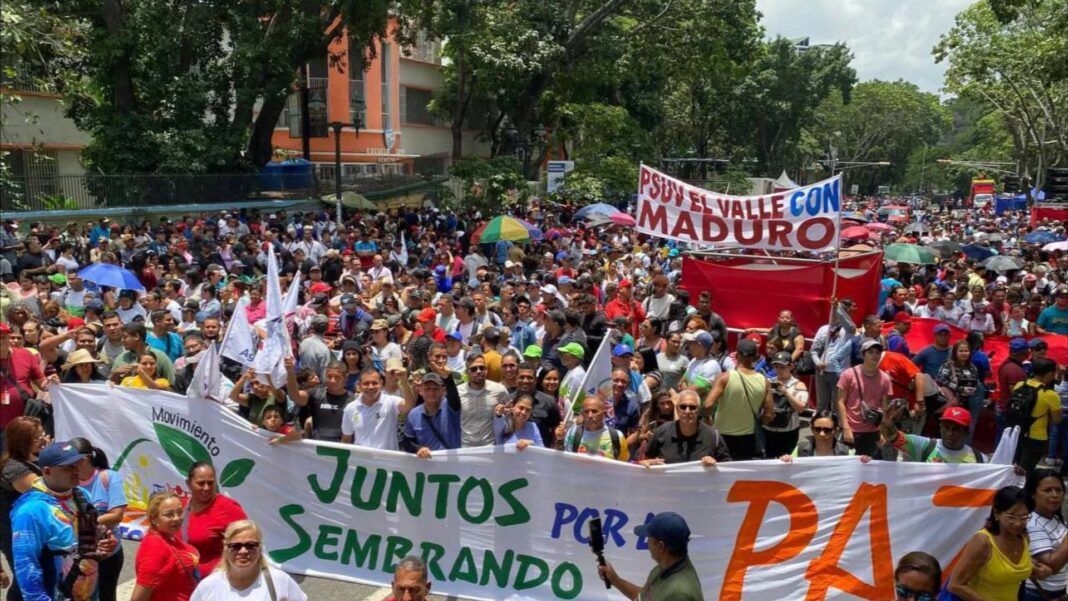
[1,95,89,151]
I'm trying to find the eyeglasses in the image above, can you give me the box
[226,542,261,553]
[468,366,487,372]
[1000,512,1030,522]
[677,405,699,412]
[812,427,834,434]
[895,583,934,601]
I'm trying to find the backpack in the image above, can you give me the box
[569,426,622,458]
[921,439,983,464]
[1005,382,1041,437]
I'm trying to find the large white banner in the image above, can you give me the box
[636,165,843,251]
[55,385,1015,600]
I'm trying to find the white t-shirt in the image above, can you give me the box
[191,567,307,601]
[341,393,405,450]
[685,356,722,385]
[1027,512,1068,592]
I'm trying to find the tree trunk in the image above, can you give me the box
[101,0,135,114]
[450,50,468,160]
[247,92,288,167]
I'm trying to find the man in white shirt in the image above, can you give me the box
[642,275,675,320]
[341,368,414,450]
[368,254,393,284]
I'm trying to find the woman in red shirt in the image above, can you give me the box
[182,462,248,574]
[131,491,200,601]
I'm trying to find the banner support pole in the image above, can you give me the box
[827,174,845,325]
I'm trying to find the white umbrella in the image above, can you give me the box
[1042,240,1068,252]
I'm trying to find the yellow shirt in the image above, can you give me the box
[968,530,1031,601]
[1013,380,1061,441]
[120,375,170,389]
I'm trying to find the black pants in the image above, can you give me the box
[723,433,759,460]
[1,514,22,601]
[1017,438,1047,474]
[763,429,800,459]
[97,546,124,601]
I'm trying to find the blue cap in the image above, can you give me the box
[558,275,573,286]
[1029,338,1048,349]
[634,512,691,548]
[38,441,86,467]
[435,265,446,274]
[612,343,634,357]
[555,251,569,262]
[1009,337,1028,353]
[447,331,463,342]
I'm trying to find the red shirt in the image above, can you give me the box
[997,359,1028,410]
[135,530,200,601]
[603,297,646,339]
[1,347,45,429]
[878,352,921,409]
[182,494,247,574]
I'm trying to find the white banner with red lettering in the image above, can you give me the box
[636,165,843,251]
[55,384,1016,600]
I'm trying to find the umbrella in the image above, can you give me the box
[981,255,1023,272]
[574,203,621,219]
[1043,240,1068,252]
[961,244,996,261]
[883,243,937,265]
[322,191,378,212]
[841,212,869,224]
[839,244,877,257]
[865,222,894,233]
[903,222,930,235]
[1023,231,1063,245]
[472,216,543,244]
[77,263,145,291]
[927,240,962,259]
[841,225,872,241]
[607,212,636,226]
[978,232,1004,242]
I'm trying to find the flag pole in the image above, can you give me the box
[828,174,845,323]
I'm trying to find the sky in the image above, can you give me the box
[755,0,975,95]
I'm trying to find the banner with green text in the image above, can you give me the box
[54,384,1016,600]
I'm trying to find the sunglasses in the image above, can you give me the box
[812,427,834,434]
[468,366,487,372]
[677,405,700,412]
[896,584,933,601]
[226,542,261,553]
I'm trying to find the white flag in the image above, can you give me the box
[251,246,290,387]
[186,341,222,401]
[220,297,257,366]
[397,229,409,267]
[282,271,302,324]
[561,330,616,423]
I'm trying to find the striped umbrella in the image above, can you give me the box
[471,216,543,244]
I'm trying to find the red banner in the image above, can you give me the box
[1031,205,1068,228]
[680,254,883,336]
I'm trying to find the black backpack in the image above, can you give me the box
[569,426,622,458]
[1004,382,1041,437]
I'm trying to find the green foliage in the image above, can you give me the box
[41,194,78,210]
[446,156,530,210]
[555,157,637,203]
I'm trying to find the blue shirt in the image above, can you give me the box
[912,345,950,380]
[493,416,545,447]
[404,403,461,451]
[879,277,902,306]
[147,332,183,362]
[11,487,89,601]
[605,393,641,434]
[1037,305,1068,335]
[82,469,127,555]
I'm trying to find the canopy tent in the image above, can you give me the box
[680,252,882,335]
[772,170,799,192]
[994,194,1027,215]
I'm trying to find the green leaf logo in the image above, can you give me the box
[219,459,255,488]
[153,423,213,477]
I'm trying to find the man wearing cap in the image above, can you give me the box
[608,343,653,407]
[1011,358,1063,472]
[599,512,703,600]
[912,323,953,381]
[1036,286,1068,335]
[996,337,1031,444]
[703,339,776,460]
[603,280,645,340]
[298,315,333,381]
[682,331,722,388]
[557,343,587,412]
[338,294,373,340]
[885,312,913,358]
[11,441,117,601]
[457,353,509,448]
[882,403,985,463]
[836,339,893,457]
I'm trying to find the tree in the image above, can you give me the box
[55,0,401,174]
[934,0,1068,184]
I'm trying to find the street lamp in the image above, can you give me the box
[329,97,365,228]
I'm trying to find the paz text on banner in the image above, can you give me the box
[54,384,1018,601]
[635,164,842,251]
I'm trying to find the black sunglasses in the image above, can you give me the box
[812,427,834,434]
[895,583,933,601]
[226,542,261,553]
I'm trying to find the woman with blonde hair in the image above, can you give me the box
[131,491,200,601]
[190,520,306,600]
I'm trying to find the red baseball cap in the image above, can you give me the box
[67,318,86,329]
[941,406,971,428]
[893,312,912,324]
[417,308,437,322]
[0,323,10,334]
[309,282,332,294]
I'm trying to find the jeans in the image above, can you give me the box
[1049,417,1068,462]
[816,371,841,415]
[994,409,1006,448]
[966,391,983,446]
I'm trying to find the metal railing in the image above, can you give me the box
[0,171,441,212]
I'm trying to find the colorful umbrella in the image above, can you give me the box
[574,203,621,219]
[865,222,894,233]
[883,243,937,265]
[842,225,872,241]
[77,263,145,290]
[472,216,543,244]
[608,213,636,226]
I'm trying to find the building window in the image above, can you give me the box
[348,39,367,128]
[381,42,392,131]
[406,32,442,64]
[401,86,436,126]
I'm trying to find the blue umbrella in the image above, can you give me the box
[961,244,996,261]
[77,263,145,290]
[1024,230,1063,245]
[575,203,621,219]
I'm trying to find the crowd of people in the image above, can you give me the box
[0,196,1066,600]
